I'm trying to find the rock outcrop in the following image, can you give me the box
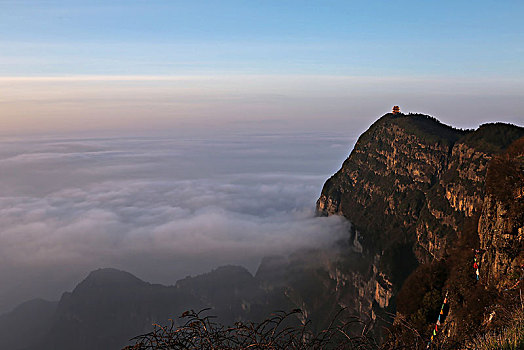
[479,137,524,289]
[316,112,523,345]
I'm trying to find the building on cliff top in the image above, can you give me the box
[392,106,400,114]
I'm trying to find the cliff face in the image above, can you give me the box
[478,194,523,287]
[415,124,524,262]
[317,114,463,251]
[479,138,524,288]
[316,113,524,345]
[316,113,467,317]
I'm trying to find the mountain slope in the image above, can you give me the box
[317,112,524,347]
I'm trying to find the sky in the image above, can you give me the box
[1,0,523,133]
[0,0,523,313]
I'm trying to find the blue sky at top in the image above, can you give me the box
[1,0,523,134]
[1,0,523,77]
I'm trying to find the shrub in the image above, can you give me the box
[123,308,380,350]
[467,305,524,350]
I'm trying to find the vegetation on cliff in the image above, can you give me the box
[124,308,379,350]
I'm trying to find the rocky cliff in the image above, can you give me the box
[317,112,524,347]
[480,137,524,289]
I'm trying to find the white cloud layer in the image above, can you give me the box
[0,132,352,313]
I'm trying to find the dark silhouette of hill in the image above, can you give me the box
[1,267,273,350]
[0,299,57,349]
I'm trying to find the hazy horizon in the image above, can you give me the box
[2,1,523,136]
[1,75,523,137]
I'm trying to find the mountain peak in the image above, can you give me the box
[73,268,147,293]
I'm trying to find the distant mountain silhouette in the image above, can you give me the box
[0,266,291,350]
[0,299,57,349]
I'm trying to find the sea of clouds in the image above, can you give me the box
[0,131,354,313]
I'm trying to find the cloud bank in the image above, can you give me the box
[0,132,352,313]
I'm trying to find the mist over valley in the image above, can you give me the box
[0,131,353,314]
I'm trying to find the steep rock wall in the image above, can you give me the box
[479,137,524,289]
[316,114,524,340]
[317,114,463,250]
